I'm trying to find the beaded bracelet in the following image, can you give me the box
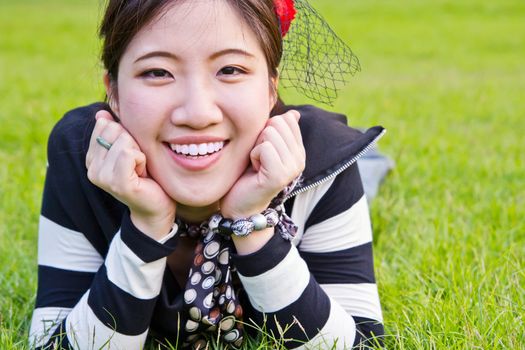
[208,206,283,237]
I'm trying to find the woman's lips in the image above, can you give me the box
[165,142,227,171]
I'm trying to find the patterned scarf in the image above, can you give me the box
[177,176,302,349]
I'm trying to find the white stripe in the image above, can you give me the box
[299,195,372,253]
[320,283,383,322]
[292,297,356,350]
[66,291,148,350]
[38,215,104,272]
[105,231,166,300]
[29,307,72,348]
[289,178,335,246]
[238,245,310,313]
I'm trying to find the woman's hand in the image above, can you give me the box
[86,110,176,240]
[220,110,305,221]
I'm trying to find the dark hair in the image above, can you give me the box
[99,0,282,83]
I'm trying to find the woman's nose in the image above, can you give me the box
[170,78,223,129]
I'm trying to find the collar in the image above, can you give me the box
[281,104,386,198]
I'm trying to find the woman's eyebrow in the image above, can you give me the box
[209,48,255,60]
[134,51,178,63]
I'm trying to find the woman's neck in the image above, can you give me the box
[176,202,220,224]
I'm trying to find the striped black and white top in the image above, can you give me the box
[29,103,385,349]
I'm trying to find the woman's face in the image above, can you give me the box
[110,0,276,211]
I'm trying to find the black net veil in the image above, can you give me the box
[278,0,361,105]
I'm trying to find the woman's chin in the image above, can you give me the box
[170,189,223,214]
[162,181,220,205]
[175,196,219,208]
[159,178,235,218]
[162,175,236,205]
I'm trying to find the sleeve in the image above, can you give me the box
[232,163,384,349]
[28,114,179,350]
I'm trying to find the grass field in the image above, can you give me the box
[1,0,524,349]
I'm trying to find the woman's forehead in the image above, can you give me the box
[126,0,262,60]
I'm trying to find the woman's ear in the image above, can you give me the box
[103,72,120,116]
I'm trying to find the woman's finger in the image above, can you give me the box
[260,124,304,175]
[250,141,283,180]
[95,109,115,122]
[89,120,124,172]
[278,110,306,169]
[111,147,147,198]
[109,132,147,179]
[86,117,109,168]
[251,137,299,191]
[258,125,291,166]
[87,119,128,189]
[273,110,302,145]
[285,111,303,147]
[87,110,117,165]
[266,111,305,161]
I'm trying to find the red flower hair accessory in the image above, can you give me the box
[274,0,296,37]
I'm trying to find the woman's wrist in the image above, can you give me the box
[130,210,176,241]
[231,226,275,255]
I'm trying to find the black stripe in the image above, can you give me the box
[35,319,72,350]
[231,230,292,277]
[120,211,178,263]
[352,316,384,348]
[300,242,375,284]
[41,160,115,259]
[40,172,77,235]
[88,264,157,335]
[242,275,330,348]
[36,266,95,308]
[304,163,364,232]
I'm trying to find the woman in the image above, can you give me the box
[29,0,385,349]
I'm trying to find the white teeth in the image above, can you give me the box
[198,144,207,155]
[170,141,225,156]
[189,144,199,156]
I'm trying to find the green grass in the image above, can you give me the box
[1,0,524,349]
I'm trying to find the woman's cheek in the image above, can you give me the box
[118,90,168,129]
[221,96,269,136]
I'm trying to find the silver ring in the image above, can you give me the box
[96,136,112,150]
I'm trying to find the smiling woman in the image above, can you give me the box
[109,1,278,218]
[29,0,384,349]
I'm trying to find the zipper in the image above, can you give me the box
[285,128,387,201]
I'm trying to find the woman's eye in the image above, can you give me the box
[218,66,244,76]
[141,69,172,79]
